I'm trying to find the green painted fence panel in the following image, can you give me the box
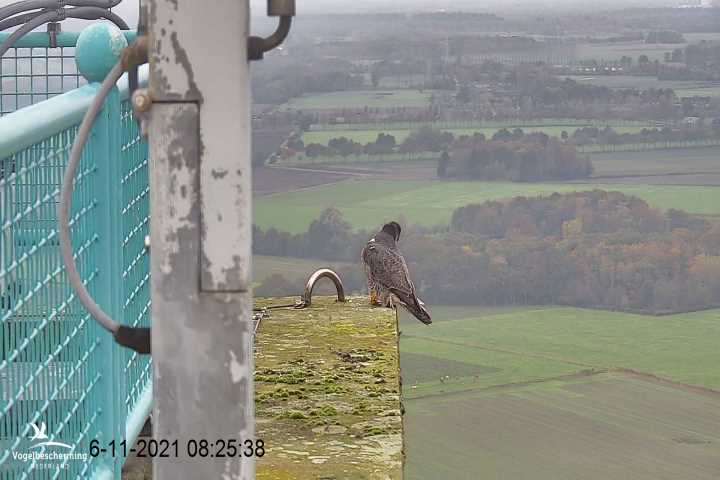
[0,72,151,479]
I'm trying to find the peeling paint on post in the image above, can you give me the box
[149,0,251,293]
[148,0,254,478]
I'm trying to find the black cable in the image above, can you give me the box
[0,1,51,21]
[0,9,57,57]
[65,6,129,29]
[252,302,300,312]
[0,0,123,21]
[0,9,46,31]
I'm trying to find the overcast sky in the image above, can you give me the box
[0,0,683,22]
[0,0,687,35]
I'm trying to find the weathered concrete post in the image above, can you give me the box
[146,1,254,478]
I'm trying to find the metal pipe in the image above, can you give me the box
[0,9,57,58]
[0,30,136,48]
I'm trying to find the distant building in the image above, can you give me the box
[681,0,716,6]
[682,116,700,127]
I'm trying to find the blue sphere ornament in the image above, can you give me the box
[75,23,128,83]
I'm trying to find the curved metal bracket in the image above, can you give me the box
[248,0,295,61]
[248,16,292,61]
[298,268,345,308]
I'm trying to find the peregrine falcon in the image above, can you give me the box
[361,222,432,325]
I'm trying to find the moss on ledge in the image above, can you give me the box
[254,296,403,480]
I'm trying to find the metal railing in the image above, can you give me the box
[0,63,151,479]
[0,32,136,116]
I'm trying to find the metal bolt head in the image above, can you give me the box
[132,89,152,113]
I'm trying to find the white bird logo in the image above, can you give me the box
[28,422,72,450]
[30,422,48,441]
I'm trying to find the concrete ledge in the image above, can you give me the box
[255,296,404,480]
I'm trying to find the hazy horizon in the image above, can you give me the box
[0,0,693,23]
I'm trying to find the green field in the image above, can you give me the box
[399,305,720,479]
[675,87,720,98]
[405,373,720,480]
[254,180,720,233]
[252,255,352,288]
[303,123,651,146]
[590,147,720,176]
[279,89,433,110]
[400,306,720,395]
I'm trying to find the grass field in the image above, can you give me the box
[400,306,720,394]
[675,87,720,98]
[399,305,720,479]
[279,89,433,110]
[303,123,651,146]
[589,146,720,176]
[254,180,720,233]
[405,373,720,480]
[252,255,352,287]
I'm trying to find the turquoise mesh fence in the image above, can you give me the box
[0,33,93,116]
[0,60,151,478]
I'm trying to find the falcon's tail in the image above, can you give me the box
[392,290,432,325]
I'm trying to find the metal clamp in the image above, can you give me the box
[47,21,61,47]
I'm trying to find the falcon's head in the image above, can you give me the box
[381,222,402,242]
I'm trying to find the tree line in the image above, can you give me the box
[441,133,593,181]
[293,122,720,173]
[254,192,720,314]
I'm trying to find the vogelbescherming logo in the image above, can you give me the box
[29,422,73,449]
[9,422,88,469]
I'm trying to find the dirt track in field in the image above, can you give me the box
[253,165,352,196]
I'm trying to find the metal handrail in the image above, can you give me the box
[0,30,136,47]
[0,63,147,159]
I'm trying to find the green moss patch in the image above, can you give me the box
[255,296,404,479]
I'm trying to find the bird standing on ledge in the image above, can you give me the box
[361,222,432,325]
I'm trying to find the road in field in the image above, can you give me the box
[253,165,354,196]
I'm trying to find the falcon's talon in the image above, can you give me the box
[369,290,378,305]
